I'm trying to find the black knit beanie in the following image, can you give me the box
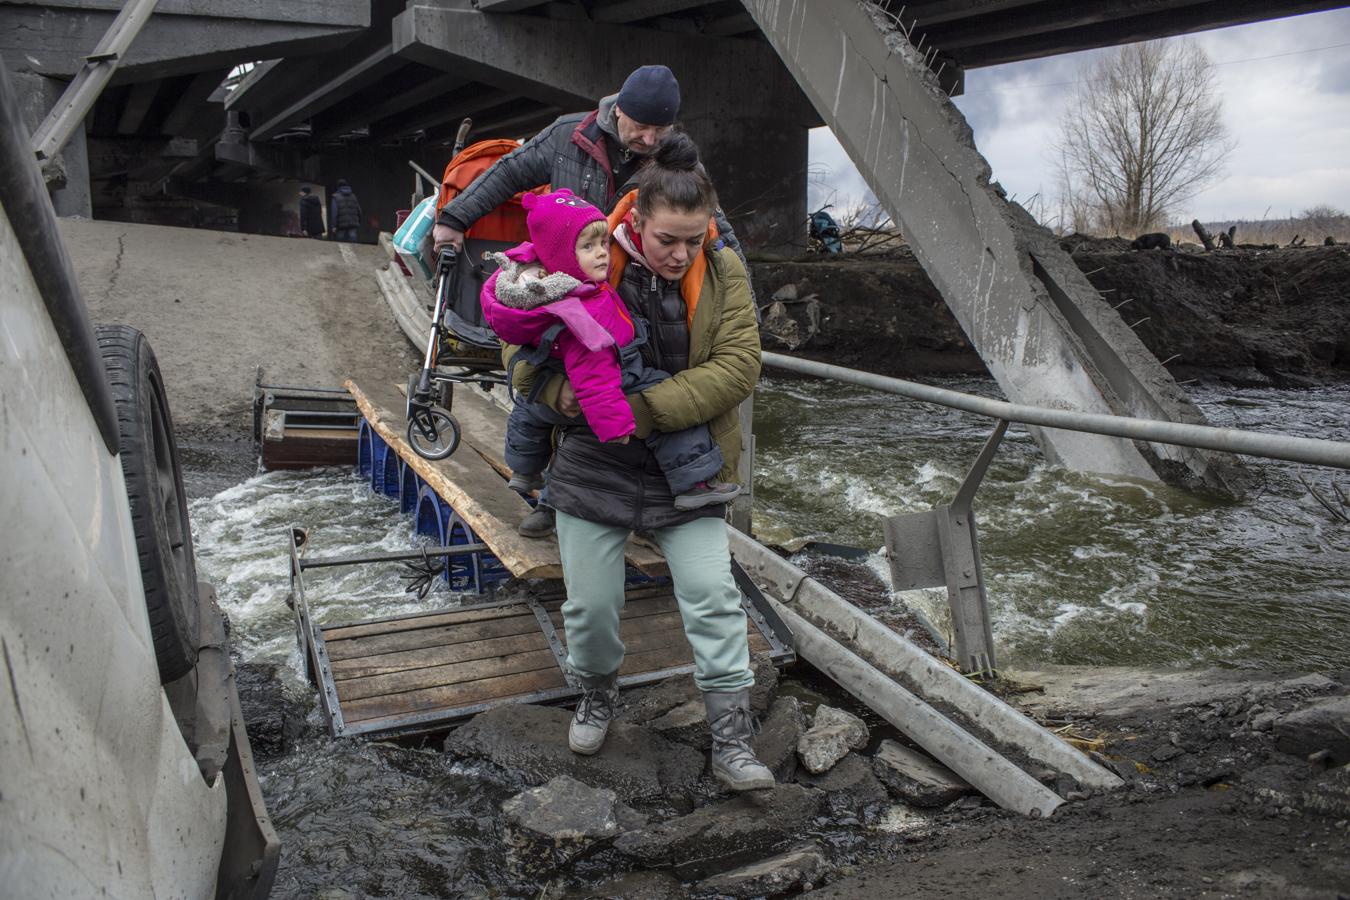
[616,65,681,126]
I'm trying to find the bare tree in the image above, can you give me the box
[1055,40,1234,235]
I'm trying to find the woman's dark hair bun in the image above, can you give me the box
[636,130,719,217]
[651,131,700,172]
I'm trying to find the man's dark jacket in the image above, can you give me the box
[299,193,324,237]
[330,186,362,233]
[437,94,745,262]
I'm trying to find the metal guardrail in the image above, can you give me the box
[761,352,1350,471]
[760,350,1350,676]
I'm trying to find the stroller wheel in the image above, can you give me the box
[407,406,461,460]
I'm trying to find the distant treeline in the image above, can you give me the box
[1165,206,1349,247]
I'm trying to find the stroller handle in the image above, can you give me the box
[437,245,457,275]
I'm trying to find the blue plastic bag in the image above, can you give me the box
[392,195,438,281]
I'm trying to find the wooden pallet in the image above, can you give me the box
[296,580,789,738]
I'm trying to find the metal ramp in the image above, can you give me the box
[252,374,361,471]
[286,378,794,738]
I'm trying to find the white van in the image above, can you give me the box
[0,68,278,897]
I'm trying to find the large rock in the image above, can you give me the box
[613,783,826,878]
[648,699,710,750]
[797,705,869,774]
[235,662,308,759]
[619,675,701,727]
[444,704,704,804]
[565,870,688,900]
[620,658,778,750]
[501,774,644,842]
[1300,764,1350,819]
[872,739,973,807]
[754,696,806,782]
[1273,695,1350,764]
[697,842,833,898]
[798,752,889,818]
[749,653,780,717]
[500,776,644,876]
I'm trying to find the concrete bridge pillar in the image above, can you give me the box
[9,72,92,217]
[393,2,817,254]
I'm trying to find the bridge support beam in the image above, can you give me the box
[393,3,818,254]
[743,0,1241,492]
[0,1,369,83]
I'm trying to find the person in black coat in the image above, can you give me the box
[298,186,324,238]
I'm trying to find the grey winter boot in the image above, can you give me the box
[518,503,555,538]
[703,689,775,791]
[568,673,619,755]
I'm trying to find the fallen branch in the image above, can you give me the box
[1192,219,1215,251]
[1297,468,1349,523]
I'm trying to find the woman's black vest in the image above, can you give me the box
[543,255,724,531]
[617,259,689,375]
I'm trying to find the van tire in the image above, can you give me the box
[96,324,200,683]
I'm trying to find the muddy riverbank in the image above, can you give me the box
[231,625,1350,899]
[750,241,1350,388]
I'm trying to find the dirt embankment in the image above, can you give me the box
[750,242,1350,387]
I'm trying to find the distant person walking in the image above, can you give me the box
[299,186,325,238]
[329,179,362,242]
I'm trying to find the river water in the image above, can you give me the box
[187,377,1350,896]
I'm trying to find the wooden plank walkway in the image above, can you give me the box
[345,377,667,580]
[311,587,780,738]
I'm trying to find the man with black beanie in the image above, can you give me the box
[431,65,743,262]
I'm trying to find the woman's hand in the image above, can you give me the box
[558,379,581,417]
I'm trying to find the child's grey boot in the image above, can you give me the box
[568,672,620,755]
[507,471,545,494]
[673,481,741,511]
[703,688,774,791]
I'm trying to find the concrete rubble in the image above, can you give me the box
[872,739,973,808]
[797,705,870,774]
[443,704,704,804]
[752,696,806,782]
[798,751,890,818]
[499,775,645,875]
[696,842,834,898]
[612,783,825,878]
[1272,695,1350,764]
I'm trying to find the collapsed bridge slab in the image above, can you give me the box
[743,0,1243,492]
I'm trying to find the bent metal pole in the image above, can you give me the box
[761,352,1350,471]
[771,600,1065,818]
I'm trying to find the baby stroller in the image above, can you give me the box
[405,129,544,460]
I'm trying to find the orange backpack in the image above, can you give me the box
[435,139,546,242]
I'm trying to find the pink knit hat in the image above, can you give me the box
[521,189,607,281]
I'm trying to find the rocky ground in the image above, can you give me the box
[238,646,1350,900]
[750,240,1350,388]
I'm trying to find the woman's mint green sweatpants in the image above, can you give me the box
[555,510,754,693]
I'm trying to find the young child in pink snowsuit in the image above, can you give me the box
[481,189,738,523]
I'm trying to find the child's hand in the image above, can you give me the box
[608,433,631,445]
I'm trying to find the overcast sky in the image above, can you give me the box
[808,7,1350,225]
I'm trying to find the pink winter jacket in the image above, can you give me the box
[481,242,636,442]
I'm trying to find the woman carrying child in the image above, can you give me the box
[482,133,772,792]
